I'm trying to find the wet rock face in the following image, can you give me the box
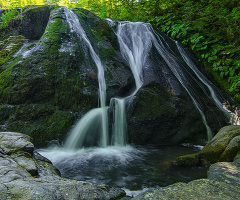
[0,5,230,147]
[0,132,127,199]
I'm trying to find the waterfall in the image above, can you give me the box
[64,8,229,149]
[111,22,153,146]
[64,8,108,148]
[112,21,230,142]
[111,98,127,146]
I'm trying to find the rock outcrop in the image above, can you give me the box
[0,132,127,199]
[0,5,230,147]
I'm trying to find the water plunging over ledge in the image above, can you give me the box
[38,8,232,195]
[64,10,230,149]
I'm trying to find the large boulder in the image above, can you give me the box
[0,5,230,147]
[0,132,127,199]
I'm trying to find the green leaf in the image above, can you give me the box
[220,72,224,78]
[229,69,235,77]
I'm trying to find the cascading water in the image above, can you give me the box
[63,8,108,148]
[111,22,153,146]
[65,18,154,148]
[38,8,231,195]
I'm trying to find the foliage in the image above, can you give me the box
[0,0,46,8]
[0,7,20,29]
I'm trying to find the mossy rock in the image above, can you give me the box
[0,6,132,147]
[0,35,28,67]
[175,153,201,166]
[174,125,240,165]
[220,136,240,162]
[0,104,76,147]
[199,125,240,163]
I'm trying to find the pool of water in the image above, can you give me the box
[38,144,207,196]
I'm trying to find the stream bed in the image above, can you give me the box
[38,144,208,196]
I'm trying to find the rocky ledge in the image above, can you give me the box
[0,132,127,200]
[1,130,240,199]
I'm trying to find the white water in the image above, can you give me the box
[110,22,153,146]
[116,22,152,90]
[64,108,103,148]
[111,98,127,146]
[64,8,108,148]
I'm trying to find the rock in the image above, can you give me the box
[0,132,34,154]
[10,151,38,176]
[208,161,240,187]
[0,6,132,147]
[220,135,240,161]
[0,104,76,147]
[198,125,240,163]
[174,153,201,166]
[133,179,240,200]
[175,125,240,165]
[19,6,52,40]
[0,132,127,199]
[0,35,28,66]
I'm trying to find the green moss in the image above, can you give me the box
[0,104,76,147]
[0,64,14,103]
[175,153,201,166]
[198,143,225,163]
[0,35,28,66]
[220,136,240,162]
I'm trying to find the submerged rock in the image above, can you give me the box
[0,132,127,199]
